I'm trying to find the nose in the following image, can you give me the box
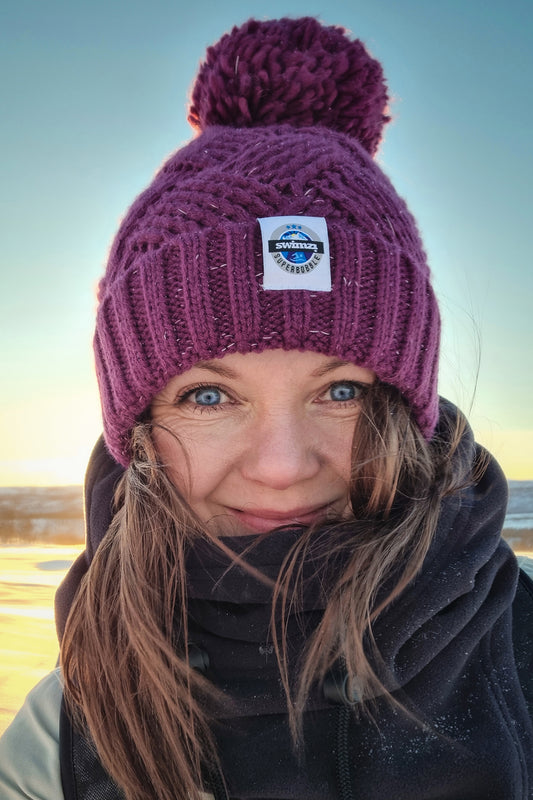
[239,410,322,490]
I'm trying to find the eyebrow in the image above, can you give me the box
[310,358,354,377]
[194,357,355,380]
[194,360,241,379]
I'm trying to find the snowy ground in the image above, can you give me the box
[0,545,82,734]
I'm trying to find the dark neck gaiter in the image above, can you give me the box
[55,409,533,799]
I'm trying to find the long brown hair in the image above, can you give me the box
[61,384,474,800]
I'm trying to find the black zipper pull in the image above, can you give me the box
[188,642,210,673]
[323,667,361,705]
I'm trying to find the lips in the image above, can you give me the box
[228,503,334,534]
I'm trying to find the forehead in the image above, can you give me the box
[153,350,376,402]
[193,349,373,377]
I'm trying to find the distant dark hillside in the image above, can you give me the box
[0,486,84,544]
[0,483,532,547]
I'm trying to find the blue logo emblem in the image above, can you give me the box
[268,223,324,275]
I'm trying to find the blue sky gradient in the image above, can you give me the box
[1,0,532,482]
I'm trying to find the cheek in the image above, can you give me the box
[151,425,232,503]
[303,417,354,509]
[151,427,187,491]
[327,424,355,482]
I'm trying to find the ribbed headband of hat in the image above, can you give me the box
[95,17,440,466]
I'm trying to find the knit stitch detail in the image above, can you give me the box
[94,20,440,465]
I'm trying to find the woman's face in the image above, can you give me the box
[151,349,375,535]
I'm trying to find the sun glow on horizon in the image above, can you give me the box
[1,385,101,487]
[0,430,532,486]
[1,373,532,486]
[474,429,533,482]
[0,459,86,487]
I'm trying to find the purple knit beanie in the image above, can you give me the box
[95,17,440,466]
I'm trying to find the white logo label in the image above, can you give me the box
[258,216,331,291]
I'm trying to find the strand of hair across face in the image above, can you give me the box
[61,387,473,800]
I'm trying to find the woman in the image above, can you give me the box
[1,16,532,800]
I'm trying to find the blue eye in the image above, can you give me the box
[193,386,222,406]
[329,382,361,402]
[176,383,231,411]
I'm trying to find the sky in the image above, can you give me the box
[1,0,532,485]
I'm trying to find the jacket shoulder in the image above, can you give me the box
[0,670,62,799]
[516,555,533,584]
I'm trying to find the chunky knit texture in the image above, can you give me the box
[94,17,440,465]
[189,17,390,156]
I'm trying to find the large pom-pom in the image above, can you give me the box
[188,17,390,156]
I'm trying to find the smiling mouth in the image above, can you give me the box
[228,504,335,534]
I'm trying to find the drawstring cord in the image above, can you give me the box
[336,706,355,800]
[195,646,359,800]
[190,644,230,800]
[205,763,230,800]
[324,663,359,800]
